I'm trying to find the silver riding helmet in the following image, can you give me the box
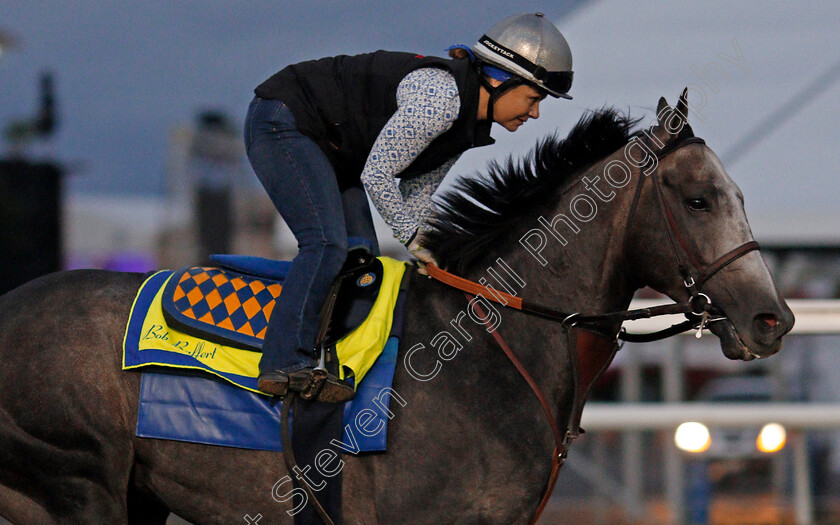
[472,12,574,99]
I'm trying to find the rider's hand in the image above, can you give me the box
[407,232,438,276]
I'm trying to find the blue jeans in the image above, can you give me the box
[244,97,380,374]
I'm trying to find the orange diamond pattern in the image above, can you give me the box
[169,267,283,341]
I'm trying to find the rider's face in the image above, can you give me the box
[492,83,547,132]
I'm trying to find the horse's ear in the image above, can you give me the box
[675,87,689,121]
[656,96,669,120]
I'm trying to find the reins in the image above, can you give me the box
[426,262,713,341]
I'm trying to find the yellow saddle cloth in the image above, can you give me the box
[122,257,408,394]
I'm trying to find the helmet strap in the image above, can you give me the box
[478,74,524,123]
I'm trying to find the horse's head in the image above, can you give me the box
[424,90,793,360]
[627,90,794,360]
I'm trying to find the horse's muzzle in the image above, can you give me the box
[710,301,795,360]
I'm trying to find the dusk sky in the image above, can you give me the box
[0,1,584,195]
[2,1,839,244]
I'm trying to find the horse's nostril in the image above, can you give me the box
[753,313,779,336]
[759,314,777,328]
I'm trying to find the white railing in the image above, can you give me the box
[576,299,840,525]
[582,402,840,430]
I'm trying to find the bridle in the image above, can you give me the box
[429,133,761,341]
[648,139,759,290]
[423,131,762,524]
[619,134,760,340]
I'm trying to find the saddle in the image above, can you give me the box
[161,247,383,353]
[125,247,406,525]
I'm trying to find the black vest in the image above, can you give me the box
[254,51,494,190]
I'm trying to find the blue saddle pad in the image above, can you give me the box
[136,336,402,452]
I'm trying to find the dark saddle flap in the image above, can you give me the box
[161,249,383,351]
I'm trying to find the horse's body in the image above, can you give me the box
[0,95,793,524]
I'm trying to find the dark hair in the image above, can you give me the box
[448,47,471,60]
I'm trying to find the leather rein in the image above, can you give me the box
[424,134,761,524]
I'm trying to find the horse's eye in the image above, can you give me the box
[686,198,709,211]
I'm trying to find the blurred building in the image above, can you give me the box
[159,110,279,268]
[0,159,63,294]
[189,112,238,264]
[0,71,64,294]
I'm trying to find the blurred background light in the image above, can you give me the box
[675,422,712,453]
[757,422,787,453]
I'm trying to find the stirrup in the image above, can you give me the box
[299,369,356,403]
[299,369,327,400]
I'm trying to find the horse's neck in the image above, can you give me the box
[466,165,637,319]
[427,164,637,463]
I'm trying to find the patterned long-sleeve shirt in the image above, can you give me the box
[360,68,462,244]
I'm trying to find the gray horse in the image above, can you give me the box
[0,93,793,524]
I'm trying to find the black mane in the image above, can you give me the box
[424,108,641,273]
